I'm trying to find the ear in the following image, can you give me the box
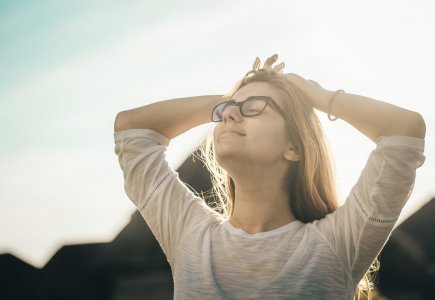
[283,146,300,162]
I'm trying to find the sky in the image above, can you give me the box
[1,0,434,268]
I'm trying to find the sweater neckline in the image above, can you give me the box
[222,219,303,238]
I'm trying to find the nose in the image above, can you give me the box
[221,104,243,123]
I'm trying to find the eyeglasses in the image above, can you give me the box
[211,96,286,122]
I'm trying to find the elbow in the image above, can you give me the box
[383,111,426,140]
[409,112,426,139]
[114,111,128,132]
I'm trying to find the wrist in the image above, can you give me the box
[326,90,345,121]
[205,95,225,122]
[313,90,334,112]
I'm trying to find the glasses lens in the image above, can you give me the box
[241,98,268,116]
[212,101,234,122]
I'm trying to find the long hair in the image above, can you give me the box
[199,65,380,299]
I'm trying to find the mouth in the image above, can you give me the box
[220,129,246,137]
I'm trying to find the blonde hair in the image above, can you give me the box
[199,65,380,299]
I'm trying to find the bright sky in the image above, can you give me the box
[1,0,434,268]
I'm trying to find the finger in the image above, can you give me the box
[263,54,278,70]
[253,57,261,71]
[273,62,285,74]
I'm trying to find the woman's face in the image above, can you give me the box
[213,81,298,170]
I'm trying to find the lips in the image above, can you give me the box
[220,128,246,136]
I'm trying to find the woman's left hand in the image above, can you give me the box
[283,73,333,111]
[261,54,333,111]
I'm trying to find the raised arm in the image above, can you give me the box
[114,95,224,139]
[114,94,225,263]
[285,73,426,142]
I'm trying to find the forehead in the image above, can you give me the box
[233,81,282,102]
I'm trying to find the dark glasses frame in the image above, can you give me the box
[211,96,286,122]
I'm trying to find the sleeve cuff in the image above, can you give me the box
[114,128,170,146]
[375,135,425,168]
[375,135,425,150]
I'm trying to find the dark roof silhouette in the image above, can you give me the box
[377,199,435,299]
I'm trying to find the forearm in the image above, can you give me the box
[284,73,426,142]
[320,91,426,142]
[114,95,223,139]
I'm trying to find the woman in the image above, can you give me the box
[114,54,426,299]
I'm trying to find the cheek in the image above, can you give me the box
[249,133,282,156]
[247,125,288,157]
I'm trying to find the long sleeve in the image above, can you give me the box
[314,135,425,283]
[114,128,221,264]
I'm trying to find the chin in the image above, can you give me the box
[215,146,242,168]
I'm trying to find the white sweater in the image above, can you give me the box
[114,128,425,299]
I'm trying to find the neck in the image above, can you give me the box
[228,166,296,234]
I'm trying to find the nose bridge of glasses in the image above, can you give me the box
[222,101,242,117]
